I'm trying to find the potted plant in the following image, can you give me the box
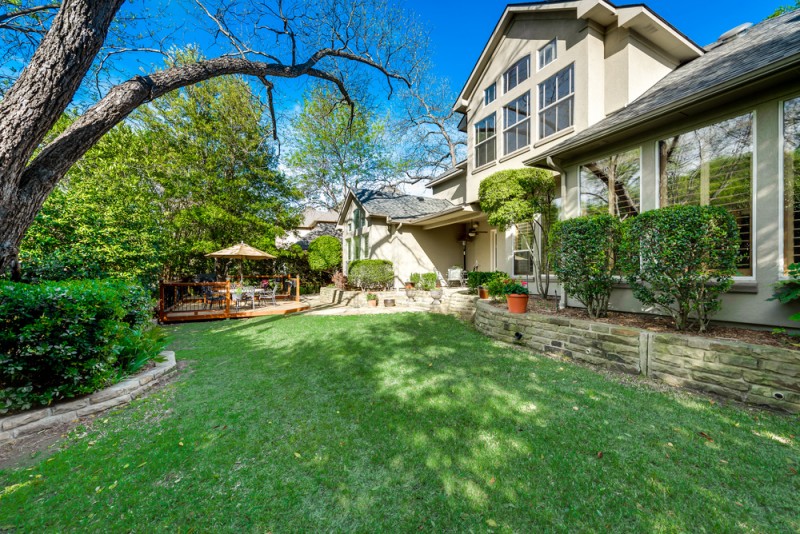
[504,281,529,313]
[366,293,378,307]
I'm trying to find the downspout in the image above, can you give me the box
[546,156,567,311]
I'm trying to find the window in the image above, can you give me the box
[538,64,574,138]
[538,39,557,69]
[484,84,496,105]
[474,114,496,168]
[503,93,530,155]
[513,222,535,276]
[658,113,754,275]
[353,208,365,230]
[783,97,800,271]
[363,233,369,259]
[503,56,530,93]
[354,236,361,261]
[580,148,641,219]
[346,238,352,262]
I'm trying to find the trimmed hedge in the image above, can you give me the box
[550,215,621,319]
[619,205,739,332]
[0,279,163,413]
[348,259,394,290]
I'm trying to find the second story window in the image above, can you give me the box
[538,39,557,69]
[539,63,574,139]
[503,92,530,155]
[484,84,496,105]
[475,113,496,168]
[503,56,530,93]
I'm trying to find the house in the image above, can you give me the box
[277,208,340,250]
[339,1,800,328]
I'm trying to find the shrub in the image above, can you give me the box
[409,273,422,286]
[308,236,342,274]
[420,273,437,291]
[485,272,511,300]
[550,215,621,319]
[619,205,739,332]
[348,260,394,290]
[467,271,506,290]
[0,279,164,413]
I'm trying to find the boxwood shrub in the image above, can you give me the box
[619,205,739,332]
[348,260,394,290]
[550,214,621,319]
[0,279,163,413]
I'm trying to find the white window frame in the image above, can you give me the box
[484,83,496,106]
[503,56,530,94]
[511,222,535,277]
[538,63,574,139]
[779,96,800,277]
[503,92,530,155]
[538,39,557,70]
[654,110,758,281]
[474,113,497,168]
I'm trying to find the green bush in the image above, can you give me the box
[550,215,621,319]
[409,273,422,286]
[0,279,164,413]
[485,272,511,300]
[308,236,342,274]
[348,260,394,290]
[619,205,739,332]
[467,271,506,290]
[420,273,437,291]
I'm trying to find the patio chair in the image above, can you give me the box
[202,286,225,309]
[258,286,277,306]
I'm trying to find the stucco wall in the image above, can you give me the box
[554,84,800,328]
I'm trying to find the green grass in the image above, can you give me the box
[1,313,798,532]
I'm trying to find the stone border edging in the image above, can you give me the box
[0,351,177,444]
[474,301,800,413]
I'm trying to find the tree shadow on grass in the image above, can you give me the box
[218,312,799,532]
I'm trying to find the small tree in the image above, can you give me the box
[479,168,558,297]
[308,236,343,278]
[550,215,621,319]
[619,205,739,332]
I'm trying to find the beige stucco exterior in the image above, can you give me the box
[341,2,800,328]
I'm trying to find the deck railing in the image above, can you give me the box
[158,276,301,322]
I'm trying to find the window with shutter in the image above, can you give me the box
[658,113,753,275]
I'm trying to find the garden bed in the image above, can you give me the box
[496,296,794,349]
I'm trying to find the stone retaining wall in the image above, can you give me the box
[475,302,800,413]
[0,351,177,445]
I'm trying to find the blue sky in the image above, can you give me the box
[407,0,781,89]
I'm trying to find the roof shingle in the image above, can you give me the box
[354,189,456,220]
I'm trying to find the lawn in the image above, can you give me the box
[1,313,798,532]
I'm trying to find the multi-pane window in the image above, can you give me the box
[354,236,361,261]
[363,233,369,259]
[783,97,800,270]
[503,93,530,155]
[503,56,530,93]
[353,208,366,230]
[580,148,641,219]
[513,222,535,276]
[484,84,496,105]
[538,39,557,69]
[475,114,496,168]
[346,238,352,261]
[538,64,574,138]
[658,113,754,275]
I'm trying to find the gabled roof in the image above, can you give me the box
[337,189,457,225]
[455,0,704,112]
[529,11,800,165]
[426,159,468,188]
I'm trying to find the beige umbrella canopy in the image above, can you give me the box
[205,242,276,284]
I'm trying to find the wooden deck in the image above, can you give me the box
[159,300,309,323]
[158,278,308,323]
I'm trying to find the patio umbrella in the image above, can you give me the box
[205,242,276,284]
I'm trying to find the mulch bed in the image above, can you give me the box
[487,296,796,349]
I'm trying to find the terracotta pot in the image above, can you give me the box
[507,294,529,314]
[405,282,415,289]
[478,287,489,299]
[367,299,378,307]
